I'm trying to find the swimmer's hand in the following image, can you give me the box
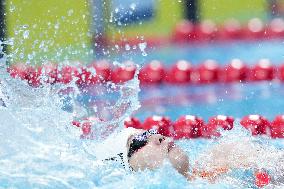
[186,167,229,183]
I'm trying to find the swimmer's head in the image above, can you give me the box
[127,129,189,176]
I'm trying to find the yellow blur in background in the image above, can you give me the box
[6,0,92,64]
[107,0,268,43]
[106,0,183,43]
[5,0,270,64]
[199,0,268,23]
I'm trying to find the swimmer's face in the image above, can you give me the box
[127,132,189,176]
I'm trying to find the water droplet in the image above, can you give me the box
[113,61,121,66]
[9,5,15,12]
[28,54,33,60]
[138,42,147,56]
[125,44,130,51]
[23,30,29,39]
[109,13,113,23]
[68,9,74,16]
[19,52,24,59]
[21,25,29,29]
[142,52,147,57]
[54,23,59,29]
[130,3,136,10]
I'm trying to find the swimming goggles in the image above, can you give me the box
[127,128,158,158]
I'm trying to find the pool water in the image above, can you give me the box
[1,40,284,188]
[137,82,284,121]
[114,40,284,65]
[82,40,284,121]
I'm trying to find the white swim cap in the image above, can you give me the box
[93,127,142,170]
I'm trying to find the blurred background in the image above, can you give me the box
[2,0,284,64]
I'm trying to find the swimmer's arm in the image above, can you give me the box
[186,167,229,182]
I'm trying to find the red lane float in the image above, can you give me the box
[41,63,58,84]
[8,59,284,87]
[88,60,112,82]
[111,61,136,83]
[222,59,248,82]
[254,171,271,188]
[220,19,245,40]
[81,121,92,136]
[72,119,92,137]
[172,20,196,42]
[172,20,220,42]
[71,114,284,139]
[270,115,284,138]
[8,63,28,80]
[202,115,234,138]
[246,18,267,39]
[166,60,192,84]
[196,20,219,41]
[57,65,77,84]
[195,60,220,84]
[268,18,284,38]
[240,115,270,135]
[173,18,284,42]
[250,59,276,81]
[25,66,42,87]
[173,115,203,139]
[138,60,165,84]
[142,115,172,137]
[74,66,99,86]
[71,120,81,128]
[124,117,142,129]
[279,64,284,81]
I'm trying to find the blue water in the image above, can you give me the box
[78,82,284,122]
[114,40,284,65]
[80,40,284,121]
[1,40,284,188]
[136,82,284,121]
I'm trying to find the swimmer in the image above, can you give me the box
[94,127,284,185]
[125,128,228,182]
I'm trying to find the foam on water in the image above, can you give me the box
[0,53,142,188]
